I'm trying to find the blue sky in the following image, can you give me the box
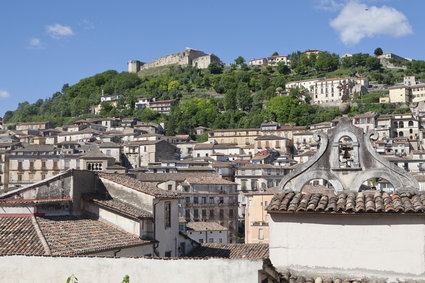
[0,0,424,115]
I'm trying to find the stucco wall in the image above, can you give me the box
[269,213,425,280]
[0,256,263,283]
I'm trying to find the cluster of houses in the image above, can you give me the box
[91,94,174,115]
[2,108,425,248]
[1,108,425,281]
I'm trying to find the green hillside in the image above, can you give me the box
[4,50,425,135]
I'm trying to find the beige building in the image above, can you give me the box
[244,188,277,244]
[389,85,410,103]
[123,140,178,168]
[16,122,51,131]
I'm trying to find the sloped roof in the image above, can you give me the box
[267,191,425,214]
[187,243,269,259]
[0,216,45,256]
[35,215,150,255]
[98,173,179,198]
[186,222,228,232]
[85,193,152,219]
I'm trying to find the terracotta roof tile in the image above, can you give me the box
[98,173,179,198]
[84,193,153,219]
[268,191,425,214]
[36,215,150,255]
[186,222,228,232]
[0,216,45,256]
[187,243,268,259]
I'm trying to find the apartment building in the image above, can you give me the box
[179,176,238,243]
[244,188,278,244]
[123,140,178,168]
[286,77,369,105]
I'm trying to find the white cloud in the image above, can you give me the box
[29,38,42,48]
[316,0,345,11]
[78,19,95,30]
[46,24,74,39]
[0,90,10,99]
[330,1,412,45]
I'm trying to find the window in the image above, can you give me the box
[202,197,206,204]
[185,209,190,220]
[29,161,34,170]
[219,197,224,204]
[258,228,264,240]
[209,210,214,220]
[18,161,23,170]
[229,209,234,218]
[194,197,199,204]
[41,174,46,180]
[18,174,23,182]
[208,238,214,243]
[209,197,214,204]
[53,161,58,169]
[164,202,171,228]
[185,197,190,203]
[202,209,207,219]
[219,238,222,243]
[199,239,204,243]
[194,209,199,219]
[219,209,224,220]
[41,161,46,169]
[167,184,173,191]
[164,251,172,257]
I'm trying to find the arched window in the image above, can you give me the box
[399,121,404,128]
[393,122,398,128]
[399,131,404,137]
[408,121,414,127]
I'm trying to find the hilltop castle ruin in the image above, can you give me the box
[128,48,222,72]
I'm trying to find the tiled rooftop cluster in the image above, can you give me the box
[0,215,151,256]
[267,191,425,214]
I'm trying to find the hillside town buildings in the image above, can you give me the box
[3,105,425,282]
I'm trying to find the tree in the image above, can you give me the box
[236,83,252,110]
[374,47,383,56]
[276,62,290,75]
[272,51,279,56]
[207,62,223,74]
[234,56,245,66]
[315,52,340,72]
[365,56,382,71]
[224,89,237,110]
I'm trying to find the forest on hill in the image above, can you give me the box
[4,49,425,136]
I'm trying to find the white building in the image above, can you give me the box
[185,222,228,244]
[286,77,369,105]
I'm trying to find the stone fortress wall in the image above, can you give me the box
[128,48,222,72]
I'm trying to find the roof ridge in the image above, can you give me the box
[31,216,51,255]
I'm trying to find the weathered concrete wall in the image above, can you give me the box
[269,213,425,281]
[99,177,155,213]
[154,199,180,257]
[0,256,263,283]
